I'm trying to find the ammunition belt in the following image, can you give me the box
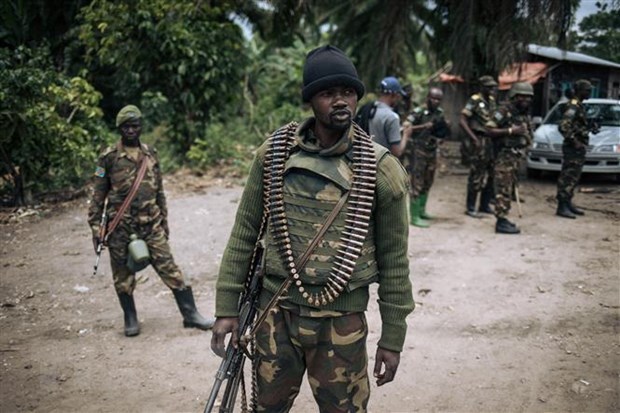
[263,122,377,307]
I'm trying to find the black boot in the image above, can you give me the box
[172,287,215,330]
[466,189,480,218]
[479,183,494,214]
[568,200,584,215]
[495,218,520,234]
[117,293,140,337]
[556,201,576,219]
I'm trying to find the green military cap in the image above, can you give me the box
[574,79,592,91]
[116,105,143,127]
[478,75,498,87]
[509,82,534,98]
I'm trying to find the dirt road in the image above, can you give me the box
[1,161,618,413]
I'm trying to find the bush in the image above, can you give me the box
[0,45,113,205]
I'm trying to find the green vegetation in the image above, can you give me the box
[0,0,596,205]
[0,45,112,205]
[573,2,620,63]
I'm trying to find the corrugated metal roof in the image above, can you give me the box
[528,44,620,69]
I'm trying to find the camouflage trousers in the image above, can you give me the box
[467,137,495,193]
[408,145,437,199]
[254,294,370,413]
[557,144,586,202]
[107,218,186,294]
[493,148,521,219]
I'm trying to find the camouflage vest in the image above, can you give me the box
[263,121,388,307]
[559,99,589,144]
[464,93,496,135]
[493,103,533,149]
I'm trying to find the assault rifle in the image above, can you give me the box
[204,243,264,413]
[93,200,108,276]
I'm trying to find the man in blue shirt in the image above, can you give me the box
[368,77,412,157]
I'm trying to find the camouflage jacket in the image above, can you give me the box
[486,102,533,149]
[559,98,589,145]
[462,93,497,135]
[87,141,167,237]
[407,106,447,144]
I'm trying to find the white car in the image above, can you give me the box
[527,98,620,178]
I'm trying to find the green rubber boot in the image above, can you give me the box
[411,198,430,228]
[419,193,434,220]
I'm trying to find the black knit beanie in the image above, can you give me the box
[301,45,365,103]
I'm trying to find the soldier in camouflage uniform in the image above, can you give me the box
[87,105,214,337]
[211,45,415,412]
[401,87,449,227]
[556,79,593,219]
[485,82,534,234]
[459,75,498,217]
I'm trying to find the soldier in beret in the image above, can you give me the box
[87,105,214,337]
[460,75,499,217]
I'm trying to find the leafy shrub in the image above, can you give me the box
[0,45,113,205]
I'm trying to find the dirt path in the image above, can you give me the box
[1,164,618,413]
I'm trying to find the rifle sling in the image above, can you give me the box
[248,190,349,337]
[104,153,149,242]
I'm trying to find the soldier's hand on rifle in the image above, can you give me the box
[211,317,240,358]
[373,347,401,386]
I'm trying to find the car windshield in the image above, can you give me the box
[585,103,620,126]
[544,102,620,127]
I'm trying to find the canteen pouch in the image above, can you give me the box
[127,234,150,273]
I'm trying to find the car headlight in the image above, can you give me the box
[593,144,619,153]
[533,142,550,150]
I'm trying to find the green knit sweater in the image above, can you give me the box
[215,121,415,352]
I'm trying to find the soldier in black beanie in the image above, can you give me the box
[211,45,414,412]
[301,45,365,102]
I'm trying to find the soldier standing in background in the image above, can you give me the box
[401,87,450,227]
[556,79,593,219]
[485,82,534,234]
[211,45,414,412]
[459,75,498,217]
[88,105,214,337]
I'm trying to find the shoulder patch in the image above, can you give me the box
[94,166,106,178]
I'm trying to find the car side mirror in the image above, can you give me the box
[532,116,543,128]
